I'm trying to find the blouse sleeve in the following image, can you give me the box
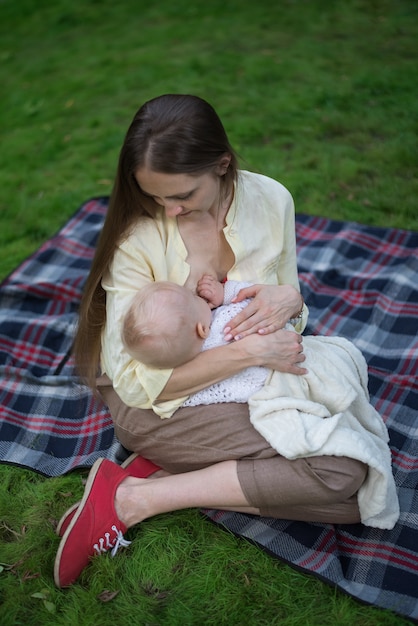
[278,193,309,332]
[226,171,308,332]
[100,219,189,418]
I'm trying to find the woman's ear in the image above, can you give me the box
[197,322,210,339]
[215,153,232,176]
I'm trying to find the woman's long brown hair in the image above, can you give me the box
[73,94,238,390]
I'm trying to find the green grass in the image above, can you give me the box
[0,0,416,623]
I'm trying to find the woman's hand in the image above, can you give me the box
[224,284,303,341]
[242,327,307,375]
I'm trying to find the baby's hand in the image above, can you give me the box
[197,274,224,308]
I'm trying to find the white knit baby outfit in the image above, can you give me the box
[183,281,269,407]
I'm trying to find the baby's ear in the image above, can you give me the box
[197,322,210,339]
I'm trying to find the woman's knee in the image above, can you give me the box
[304,456,368,502]
[237,455,367,511]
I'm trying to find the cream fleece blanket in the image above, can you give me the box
[248,335,399,529]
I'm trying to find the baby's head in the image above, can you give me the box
[122,281,212,368]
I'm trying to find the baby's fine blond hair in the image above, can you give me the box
[122,282,202,368]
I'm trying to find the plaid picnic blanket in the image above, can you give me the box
[0,198,417,620]
[0,198,123,475]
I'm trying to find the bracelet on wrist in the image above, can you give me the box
[289,295,304,326]
[295,294,304,319]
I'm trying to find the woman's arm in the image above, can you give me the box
[157,327,306,401]
[224,173,307,340]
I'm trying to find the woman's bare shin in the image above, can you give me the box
[115,460,260,527]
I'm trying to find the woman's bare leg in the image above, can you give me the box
[115,460,260,527]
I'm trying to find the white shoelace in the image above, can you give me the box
[93,524,131,557]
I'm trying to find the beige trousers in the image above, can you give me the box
[97,375,367,524]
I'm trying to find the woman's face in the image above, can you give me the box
[135,167,224,219]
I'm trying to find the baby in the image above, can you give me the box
[122,275,271,404]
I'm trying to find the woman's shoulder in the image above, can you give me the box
[119,213,170,250]
[236,170,294,213]
[237,170,293,200]
[113,213,188,283]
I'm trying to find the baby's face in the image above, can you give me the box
[190,292,212,329]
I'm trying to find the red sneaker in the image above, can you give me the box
[54,458,131,588]
[121,453,161,478]
[56,454,160,537]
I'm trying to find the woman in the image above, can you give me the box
[54,94,367,587]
